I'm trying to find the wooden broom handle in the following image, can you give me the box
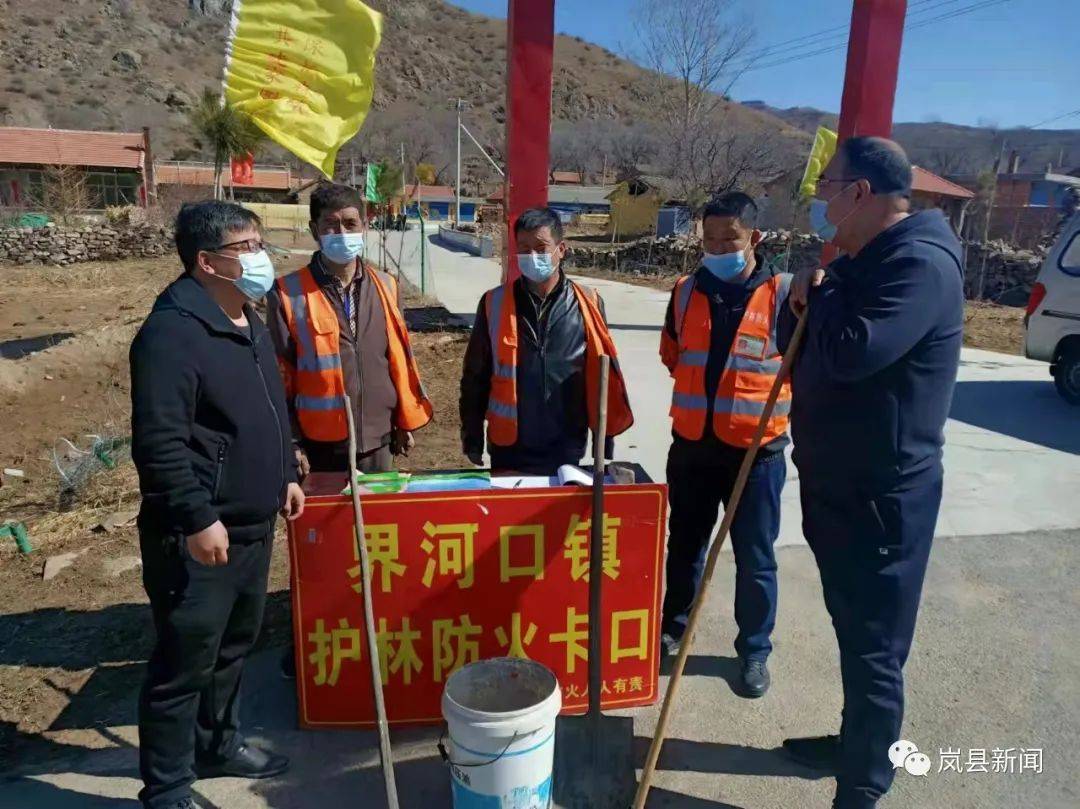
[344,395,400,809]
[633,312,808,807]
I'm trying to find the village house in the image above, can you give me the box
[951,161,1080,247]
[154,160,296,203]
[606,175,691,237]
[0,126,153,210]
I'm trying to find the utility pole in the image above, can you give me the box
[977,139,1007,300]
[454,98,465,226]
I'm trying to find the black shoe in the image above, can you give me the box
[194,742,289,780]
[280,647,296,680]
[660,631,683,658]
[782,734,841,773]
[165,800,196,809]
[735,657,770,698]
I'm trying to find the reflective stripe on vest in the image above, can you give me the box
[279,271,347,422]
[672,392,791,417]
[484,284,517,433]
[669,272,791,446]
[484,280,633,447]
[277,265,432,443]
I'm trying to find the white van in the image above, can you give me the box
[1025,212,1080,404]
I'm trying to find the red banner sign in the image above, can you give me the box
[288,483,667,728]
[230,152,255,185]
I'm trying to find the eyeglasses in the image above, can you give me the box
[209,238,267,254]
[815,176,862,189]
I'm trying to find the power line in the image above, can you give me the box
[740,0,1013,74]
[1030,108,1080,129]
[746,0,960,61]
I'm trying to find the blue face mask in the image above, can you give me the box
[517,251,556,283]
[809,199,837,242]
[701,249,749,282]
[232,250,276,300]
[320,232,365,264]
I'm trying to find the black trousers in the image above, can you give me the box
[138,524,273,808]
[801,478,941,809]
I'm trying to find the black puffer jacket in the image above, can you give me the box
[130,274,297,541]
[460,273,607,474]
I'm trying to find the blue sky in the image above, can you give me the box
[447,0,1080,130]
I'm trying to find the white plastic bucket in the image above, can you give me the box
[441,657,562,809]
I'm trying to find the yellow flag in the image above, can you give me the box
[223,0,383,179]
[799,125,838,200]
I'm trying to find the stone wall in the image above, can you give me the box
[567,230,1047,305]
[564,231,826,278]
[0,223,173,266]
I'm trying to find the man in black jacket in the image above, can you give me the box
[778,138,963,808]
[459,207,626,474]
[130,201,304,809]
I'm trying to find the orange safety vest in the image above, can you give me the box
[660,272,791,446]
[275,264,433,443]
[484,280,634,447]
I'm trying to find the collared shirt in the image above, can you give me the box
[267,255,397,455]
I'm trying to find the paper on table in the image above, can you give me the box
[556,465,593,486]
[490,475,551,489]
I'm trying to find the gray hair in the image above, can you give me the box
[174,201,262,272]
[839,136,912,197]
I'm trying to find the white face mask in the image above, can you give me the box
[232,250,275,299]
[320,232,365,264]
[517,251,556,283]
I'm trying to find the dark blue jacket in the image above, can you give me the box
[777,210,964,492]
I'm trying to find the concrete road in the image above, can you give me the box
[6,230,1075,808]
[4,530,1077,808]
[390,227,1080,545]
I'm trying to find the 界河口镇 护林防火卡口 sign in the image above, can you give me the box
[288,482,667,727]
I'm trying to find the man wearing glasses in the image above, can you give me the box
[777,137,964,808]
[130,201,304,809]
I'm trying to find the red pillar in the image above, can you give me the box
[821,0,907,263]
[503,0,555,282]
[837,0,907,141]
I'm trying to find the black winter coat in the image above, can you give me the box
[130,274,297,541]
[459,273,609,474]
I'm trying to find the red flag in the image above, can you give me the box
[231,153,255,186]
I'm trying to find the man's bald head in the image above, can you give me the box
[837,136,912,198]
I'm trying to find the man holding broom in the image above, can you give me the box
[778,137,964,808]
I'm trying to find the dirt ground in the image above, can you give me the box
[0,245,468,767]
[569,266,1026,355]
[0,244,1026,767]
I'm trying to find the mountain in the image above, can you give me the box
[0,0,807,178]
[742,101,1080,178]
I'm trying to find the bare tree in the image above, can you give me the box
[924,148,977,177]
[550,120,609,179]
[36,164,91,225]
[348,103,460,186]
[633,0,754,131]
[609,124,660,175]
[671,121,784,206]
[632,0,770,207]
